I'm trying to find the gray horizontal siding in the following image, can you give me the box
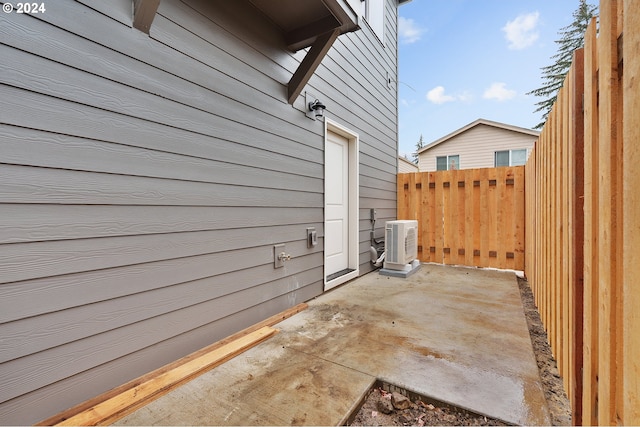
[0,125,321,192]
[0,205,322,244]
[1,88,322,177]
[0,224,323,287]
[0,163,322,207]
[0,282,322,424]
[0,0,398,423]
[0,10,323,155]
[360,174,397,197]
[1,258,323,403]
[2,261,323,362]
[75,0,132,26]
[0,163,321,207]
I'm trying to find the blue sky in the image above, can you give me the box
[397,0,584,158]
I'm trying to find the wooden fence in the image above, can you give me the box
[525,0,639,424]
[397,167,525,271]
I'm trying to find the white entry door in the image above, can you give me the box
[324,121,359,291]
[325,131,350,278]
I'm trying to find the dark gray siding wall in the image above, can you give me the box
[325,1,399,272]
[0,0,397,423]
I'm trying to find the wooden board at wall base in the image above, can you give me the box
[55,326,277,426]
[38,303,307,426]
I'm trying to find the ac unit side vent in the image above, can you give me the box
[405,227,417,259]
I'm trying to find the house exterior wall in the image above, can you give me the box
[418,124,537,171]
[0,0,398,423]
[398,156,419,173]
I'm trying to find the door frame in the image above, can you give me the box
[324,118,359,290]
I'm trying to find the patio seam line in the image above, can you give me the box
[283,345,377,379]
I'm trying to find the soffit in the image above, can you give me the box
[248,0,359,51]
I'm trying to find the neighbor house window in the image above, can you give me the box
[363,0,385,43]
[495,149,527,167]
[436,155,459,171]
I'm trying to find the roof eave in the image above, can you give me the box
[417,118,540,154]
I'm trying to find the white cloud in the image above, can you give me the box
[426,86,473,104]
[426,86,456,104]
[502,12,540,50]
[483,82,517,101]
[398,16,424,44]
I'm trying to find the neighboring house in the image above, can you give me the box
[398,156,419,173]
[416,119,540,171]
[0,0,408,423]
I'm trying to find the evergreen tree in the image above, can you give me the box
[413,134,425,164]
[528,0,598,129]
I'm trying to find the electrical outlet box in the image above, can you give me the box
[370,208,377,221]
[307,227,317,247]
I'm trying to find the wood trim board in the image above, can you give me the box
[38,303,308,426]
[55,326,277,426]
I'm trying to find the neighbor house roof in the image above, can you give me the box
[417,118,540,154]
[399,156,416,166]
[398,155,419,172]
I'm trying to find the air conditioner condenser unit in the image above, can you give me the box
[381,220,420,277]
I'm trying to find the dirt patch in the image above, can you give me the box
[348,276,572,426]
[517,276,572,426]
[347,382,508,426]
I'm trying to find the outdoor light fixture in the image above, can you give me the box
[308,99,326,119]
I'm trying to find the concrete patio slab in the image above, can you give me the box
[116,263,551,426]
